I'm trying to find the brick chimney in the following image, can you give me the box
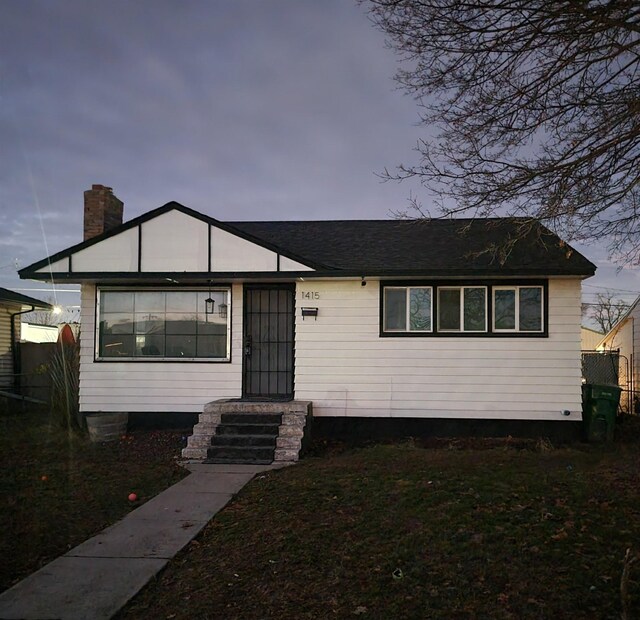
[83,184,124,240]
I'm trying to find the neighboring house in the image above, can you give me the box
[21,306,81,343]
[0,288,52,391]
[596,298,640,411]
[20,322,59,343]
[581,326,604,351]
[19,185,596,442]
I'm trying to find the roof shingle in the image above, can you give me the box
[232,218,595,276]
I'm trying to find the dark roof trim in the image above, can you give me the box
[0,287,53,309]
[18,202,327,277]
[21,267,594,283]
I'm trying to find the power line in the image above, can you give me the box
[583,283,640,295]
[10,287,79,293]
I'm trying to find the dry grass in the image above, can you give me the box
[0,408,188,592]
[120,441,640,620]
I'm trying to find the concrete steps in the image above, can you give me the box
[182,400,312,463]
[206,412,281,464]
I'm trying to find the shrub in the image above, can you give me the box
[49,342,82,431]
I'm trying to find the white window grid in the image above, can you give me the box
[492,285,544,333]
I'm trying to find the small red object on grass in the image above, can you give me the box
[41,475,48,481]
[128,493,138,502]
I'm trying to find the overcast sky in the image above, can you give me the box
[1,0,638,316]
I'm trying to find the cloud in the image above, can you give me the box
[0,0,632,302]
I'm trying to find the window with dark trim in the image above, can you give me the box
[96,288,231,360]
[437,286,487,332]
[493,285,543,333]
[383,286,432,332]
[381,281,547,337]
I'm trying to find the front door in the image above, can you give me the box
[242,284,295,400]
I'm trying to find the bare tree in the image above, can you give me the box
[21,297,57,325]
[362,1,640,261]
[584,291,630,333]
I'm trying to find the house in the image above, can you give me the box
[21,323,59,343]
[19,185,596,459]
[596,299,640,411]
[581,326,604,351]
[21,306,81,343]
[0,287,52,392]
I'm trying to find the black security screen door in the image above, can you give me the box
[242,285,295,400]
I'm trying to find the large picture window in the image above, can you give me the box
[97,288,231,360]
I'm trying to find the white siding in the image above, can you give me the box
[73,227,138,272]
[211,227,277,272]
[581,327,604,350]
[598,319,632,361]
[294,279,583,421]
[141,210,209,272]
[79,278,583,421]
[0,303,19,388]
[21,323,58,343]
[79,283,243,413]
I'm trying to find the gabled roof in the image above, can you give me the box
[596,295,640,349]
[19,202,326,277]
[0,287,52,310]
[232,218,595,276]
[19,202,596,280]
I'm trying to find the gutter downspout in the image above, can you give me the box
[9,305,35,393]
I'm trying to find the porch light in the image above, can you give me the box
[205,281,215,315]
[218,303,228,318]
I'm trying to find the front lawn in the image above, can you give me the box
[120,442,640,619]
[0,408,188,593]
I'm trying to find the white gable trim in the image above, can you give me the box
[141,210,209,272]
[35,256,70,274]
[73,227,139,272]
[280,256,315,272]
[211,226,278,272]
[31,206,317,276]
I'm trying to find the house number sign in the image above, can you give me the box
[299,291,320,300]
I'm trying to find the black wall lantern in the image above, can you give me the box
[205,281,215,315]
[218,303,228,318]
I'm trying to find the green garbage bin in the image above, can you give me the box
[582,383,621,442]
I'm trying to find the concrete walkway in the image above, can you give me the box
[0,463,287,620]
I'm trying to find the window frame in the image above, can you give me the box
[94,286,232,362]
[436,286,488,333]
[379,280,548,338]
[492,285,545,333]
[383,285,433,333]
